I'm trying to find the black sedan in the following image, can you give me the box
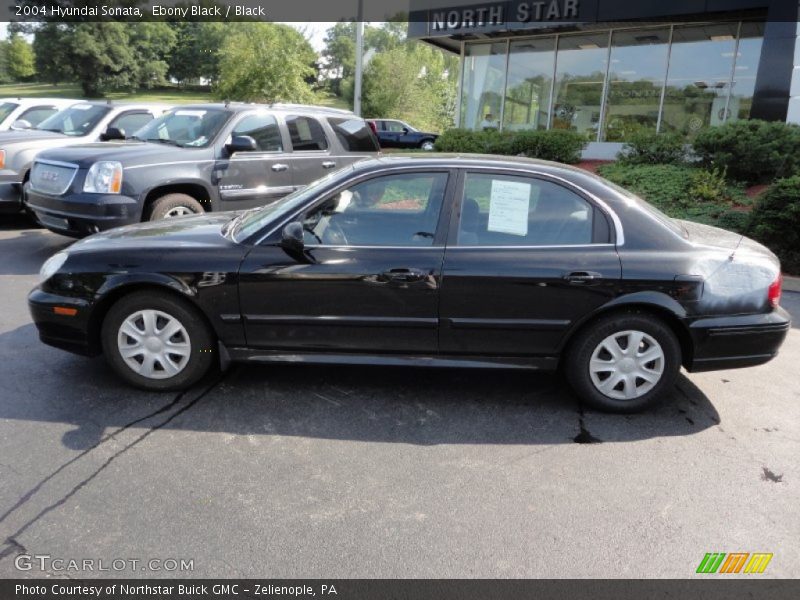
[29,155,790,412]
[367,119,438,151]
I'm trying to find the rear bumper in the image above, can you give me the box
[0,182,23,213]
[28,287,97,356]
[686,307,791,372]
[25,187,140,237]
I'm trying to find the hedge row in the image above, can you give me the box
[434,129,586,164]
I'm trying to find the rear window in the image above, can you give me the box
[286,115,328,151]
[328,117,380,152]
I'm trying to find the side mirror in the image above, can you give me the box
[226,135,257,154]
[402,127,409,135]
[101,127,126,141]
[280,222,304,253]
[10,119,31,130]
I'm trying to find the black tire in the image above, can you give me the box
[147,193,204,221]
[101,291,216,391]
[564,312,681,413]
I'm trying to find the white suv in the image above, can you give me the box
[0,97,79,131]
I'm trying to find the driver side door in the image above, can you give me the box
[237,169,454,354]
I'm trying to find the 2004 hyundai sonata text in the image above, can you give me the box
[29,155,790,412]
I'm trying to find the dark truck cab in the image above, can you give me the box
[25,103,379,237]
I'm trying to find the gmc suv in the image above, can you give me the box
[0,101,168,214]
[25,103,380,237]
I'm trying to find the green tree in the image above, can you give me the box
[214,23,317,103]
[362,41,458,133]
[169,22,226,84]
[322,22,357,97]
[128,23,176,89]
[6,34,36,81]
[33,23,70,85]
[69,22,138,96]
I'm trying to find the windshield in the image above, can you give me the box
[0,102,18,123]
[133,108,230,148]
[233,167,357,242]
[36,104,110,136]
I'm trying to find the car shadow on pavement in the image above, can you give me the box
[0,322,721,451]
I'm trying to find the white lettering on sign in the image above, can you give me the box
[487,179,531,237]
[432,0,580,31]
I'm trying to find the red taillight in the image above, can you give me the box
[367,120,377,134]
[768,273,782,308]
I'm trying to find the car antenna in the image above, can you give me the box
[729,234,744,261]
[224,99,230,108]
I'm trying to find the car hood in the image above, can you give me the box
[36,141,205,167]
[0,129,71,145]
[69,212,238,253]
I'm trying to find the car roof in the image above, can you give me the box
[167,102,357,117]
[351,153,589,176]
[0,97,79,104]
[65,100,173,111]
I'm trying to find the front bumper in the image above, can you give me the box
[25,187,141,237]
[686,307,791,372]
[0,182,23,213]
[28,287,97,356]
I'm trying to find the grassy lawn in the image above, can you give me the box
[0,82,353,110]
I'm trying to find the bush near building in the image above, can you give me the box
[434,128,585,163]
[748,177,800,274]
[617,131,687,166]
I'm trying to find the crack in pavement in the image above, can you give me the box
[0,372,229,564]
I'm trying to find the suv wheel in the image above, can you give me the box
[419,139,435,151]
[101,291,215,391]
[148,193,204,221]
[565,312,681,413]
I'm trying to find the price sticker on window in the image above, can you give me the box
[487,179,531,236]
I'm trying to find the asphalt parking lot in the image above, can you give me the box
[0,215,798,579]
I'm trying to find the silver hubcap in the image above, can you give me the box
[164,206,194,218]
[117,309,191,380]
[422,142,434,151]
[589,330,665,400]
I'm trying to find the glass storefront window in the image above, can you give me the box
[728,22,765,122]
[602,28,670,142]
[502,38,555,131]
[551,33,609,140]
[460,43,507,131]
[660,24,738,137]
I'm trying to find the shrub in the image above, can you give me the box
[688,167,729,204]
[618,131,687,165]
[433,128,585,163]
[692,120,800,184]
[748,176,800,274]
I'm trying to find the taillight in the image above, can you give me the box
[768,273,782,308]
[367,120,377,134]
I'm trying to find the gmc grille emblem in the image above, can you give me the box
[40,170,60,182]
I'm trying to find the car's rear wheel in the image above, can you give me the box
[419,139,435,151]
[101,291,215,391]
[565,312,681,413]
[147,193,204,221]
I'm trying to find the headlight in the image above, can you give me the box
[0,149,5,169]
[83,161,123,194]
[40,251,69,283]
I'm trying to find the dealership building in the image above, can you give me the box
[409,0,800,158]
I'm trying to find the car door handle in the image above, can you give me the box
[564,271,602,284]
[379,268,428,283]
[322,161,337,169]
[271,164,289,172]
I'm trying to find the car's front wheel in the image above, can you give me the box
[419,139,436,151]
[565,312,681,413]
[101,291,215,391]
[147,193,204,221]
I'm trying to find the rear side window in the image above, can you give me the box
[233,114,283,152]
[286,116,328,151]
[19,106,58,127]
[328,117,379,152]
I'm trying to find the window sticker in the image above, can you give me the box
[487,179,531,236]
[72,104,92,110]
[174,110,207,118]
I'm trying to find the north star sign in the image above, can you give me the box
[431,0,580,32]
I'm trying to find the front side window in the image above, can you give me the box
[286,115,328,151]
[457,173,597,246]
[109,111,154,135]
[301,172,448,247]
[134,108,230,148]
[232,113,283,152]
[36,104,111,136]
[385,121,409,133]
[18,106,57,127]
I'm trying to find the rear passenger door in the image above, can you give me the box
[285,115,336,189]
[439,170,622,357]
[216,112,294,210]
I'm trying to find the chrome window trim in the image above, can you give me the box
[252,163,625,248]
